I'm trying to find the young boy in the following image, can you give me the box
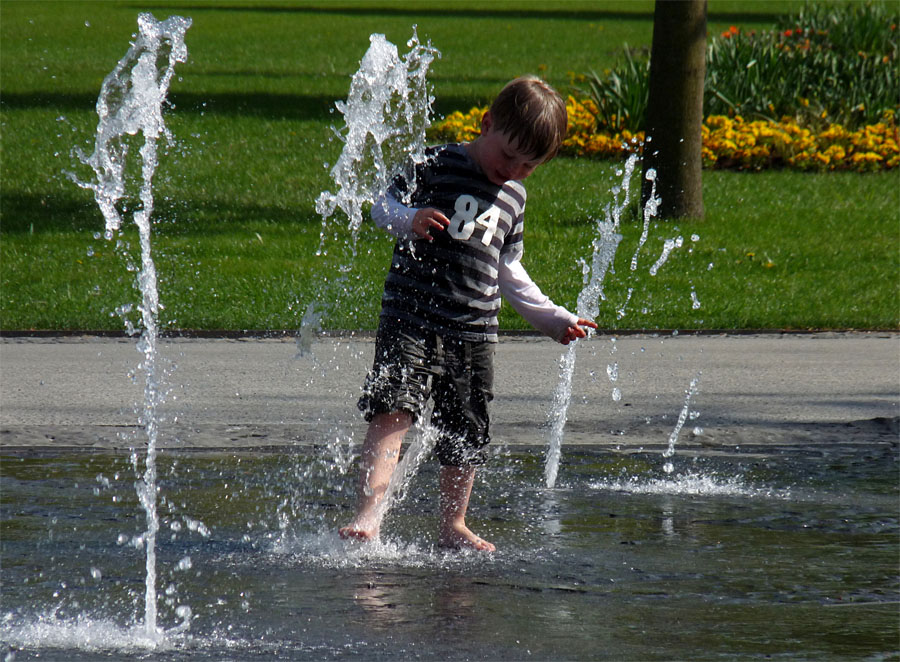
[339,76,597,552]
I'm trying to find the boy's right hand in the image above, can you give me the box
[411,207,450,240]
[560,318,598,345]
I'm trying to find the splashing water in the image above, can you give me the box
[544,346,578,489]
[373,424,440,533]
[544,155,644,488]
[590,471,792,499]
[662,372,702,474]
[629,168,657,272]
[0,612,189,656]
[315,28,439,251]
[544,153,701,487]
[299,29,438,358]
[70,12,191,641]
[294,30,439,532]
[294,302,323,358]
[649,235,684,276]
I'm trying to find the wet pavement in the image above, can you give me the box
[1,332,898,661]
[2,332,897,453]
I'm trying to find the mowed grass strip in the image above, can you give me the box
[1,1,896,331]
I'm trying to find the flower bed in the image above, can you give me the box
[429,98,898,172]
[701,111,898,171]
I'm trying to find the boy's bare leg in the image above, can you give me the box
[438,465,496,552]
[339,411,410,541]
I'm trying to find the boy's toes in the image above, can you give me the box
[439,526,495,552]
[470,536,496,552]
[339,524,378,541]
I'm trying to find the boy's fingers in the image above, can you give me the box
[414,211,449,239]
[413,212,443,240]
[560,328,579,344]
[427,212,449,231]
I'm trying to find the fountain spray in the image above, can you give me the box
[307,31,439,535]
[71,12,191,640]
[315,28,439,250]
[300,28,438,358]
[544,155,647,488]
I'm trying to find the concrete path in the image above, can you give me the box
[1,333,897,453]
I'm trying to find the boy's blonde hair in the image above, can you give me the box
[489,75,568,161]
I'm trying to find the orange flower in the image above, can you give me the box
[721,25,739,38]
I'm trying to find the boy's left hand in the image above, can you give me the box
[560,318,598,345]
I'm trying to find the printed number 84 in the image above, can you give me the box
[448,195,500,246]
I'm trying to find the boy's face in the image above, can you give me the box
[474,112,547,186]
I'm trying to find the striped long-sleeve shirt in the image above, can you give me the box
[379,144,527,342]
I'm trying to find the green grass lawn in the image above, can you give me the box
[2,0,897,332]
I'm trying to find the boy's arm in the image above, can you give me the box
[371,191,417,240]
[498,253,597,344]
[371,192,449,241]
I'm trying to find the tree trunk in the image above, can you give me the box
[641,0,707,220]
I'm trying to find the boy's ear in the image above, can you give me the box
[480,110,493,134]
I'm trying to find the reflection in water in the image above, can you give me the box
[539,489,563,536]
[351,573,415,630]
[1,445,897,660]
[661,496,676,538]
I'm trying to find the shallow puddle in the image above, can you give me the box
[1,441,897,660]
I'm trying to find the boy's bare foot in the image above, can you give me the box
[338,516,379,542]
[439,522,495,552]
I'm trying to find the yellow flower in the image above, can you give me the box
[429,96,897,172]
[824,144,846,160]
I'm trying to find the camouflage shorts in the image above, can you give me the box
[358,318,495,466]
